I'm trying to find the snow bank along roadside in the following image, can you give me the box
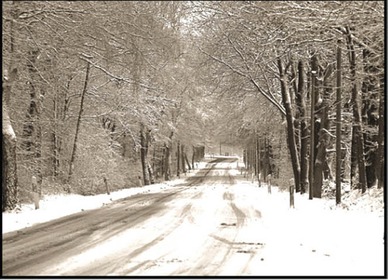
[242,183,384,276]
[2,161,212,234]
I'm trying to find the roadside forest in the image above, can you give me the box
[2,1,385,211]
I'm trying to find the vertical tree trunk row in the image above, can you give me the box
[346,26,367,193]
[361,49,379,188]
[313,64,333,198]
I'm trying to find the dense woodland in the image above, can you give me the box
[2,1,385,211]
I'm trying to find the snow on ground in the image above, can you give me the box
[244,184,384,276]
[2,157,385,276]
[2,161,210,234]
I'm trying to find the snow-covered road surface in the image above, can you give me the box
[3,158,261,276]
[2,157,385,276]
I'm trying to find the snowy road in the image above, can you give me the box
[2,158,267,276]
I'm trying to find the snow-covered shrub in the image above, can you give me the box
[69,122,141,196]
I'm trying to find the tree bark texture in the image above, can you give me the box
[346,26,367,193]
[67,62,90,185]
[177,140,181,178]
[22,49,44,185]
[313,64,333,198]
[22,50,39,155]
[2,72,19,211]
[256,136,261,187]
[2,3,19,211]
[181,144,187,174]
[336,40,342,205]
[278,57,301,193]
[184,152,192,171]
[191,146,195,170]
[361,49,379,188]
[52,94,60,178]
[140,124,150,186]
[376,72,384,189]
[309,56,316,200]
[164,132,173,181]
[296,60,309,194]
[310,54,325,198]
[147,162,155,184]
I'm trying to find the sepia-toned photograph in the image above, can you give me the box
[2,1,385,277]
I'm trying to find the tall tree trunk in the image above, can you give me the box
[22,50,39,155]
[191,145,195,170]
[181,144,186,174]
[311,54,326,198]
[140,124,150,186]
[313,65,333,198]
[67,61,90,185]
[361,49,379,188]
[177,140,181,178]
[164,132,173,181]
[3,3,19,211]
[376,71,384,189]
[52,92,60,178]
[22,49,44,187]
[147,162,155,184]
[256,136,261,186]
[184,151,192,171]
[262,138,269,180]
[3,71,19,211]
[291,60,301,164]
[161,147,165,177]
[243,149,247,169]
[336,40,342,205]
[322,66,333,181]
[346,26,367,193]
[350,128,358,187]
[249,144,255,173]
[295,60,308,194]
[309,54,318,200]
[152,145,156,178]
[278,57,301,193]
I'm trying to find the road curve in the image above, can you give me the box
[2,157,264,276]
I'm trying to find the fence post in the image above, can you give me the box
[267,174,272,194]
[104,177,110,195]
[138,175,143,187]
[31,175,40,210]
[289,178,295,208]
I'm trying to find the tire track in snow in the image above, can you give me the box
[181,160,263,276]
[3,158,242,276]
[120,162,231,275]
[175,161,250,275]
[50,160,226,275]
